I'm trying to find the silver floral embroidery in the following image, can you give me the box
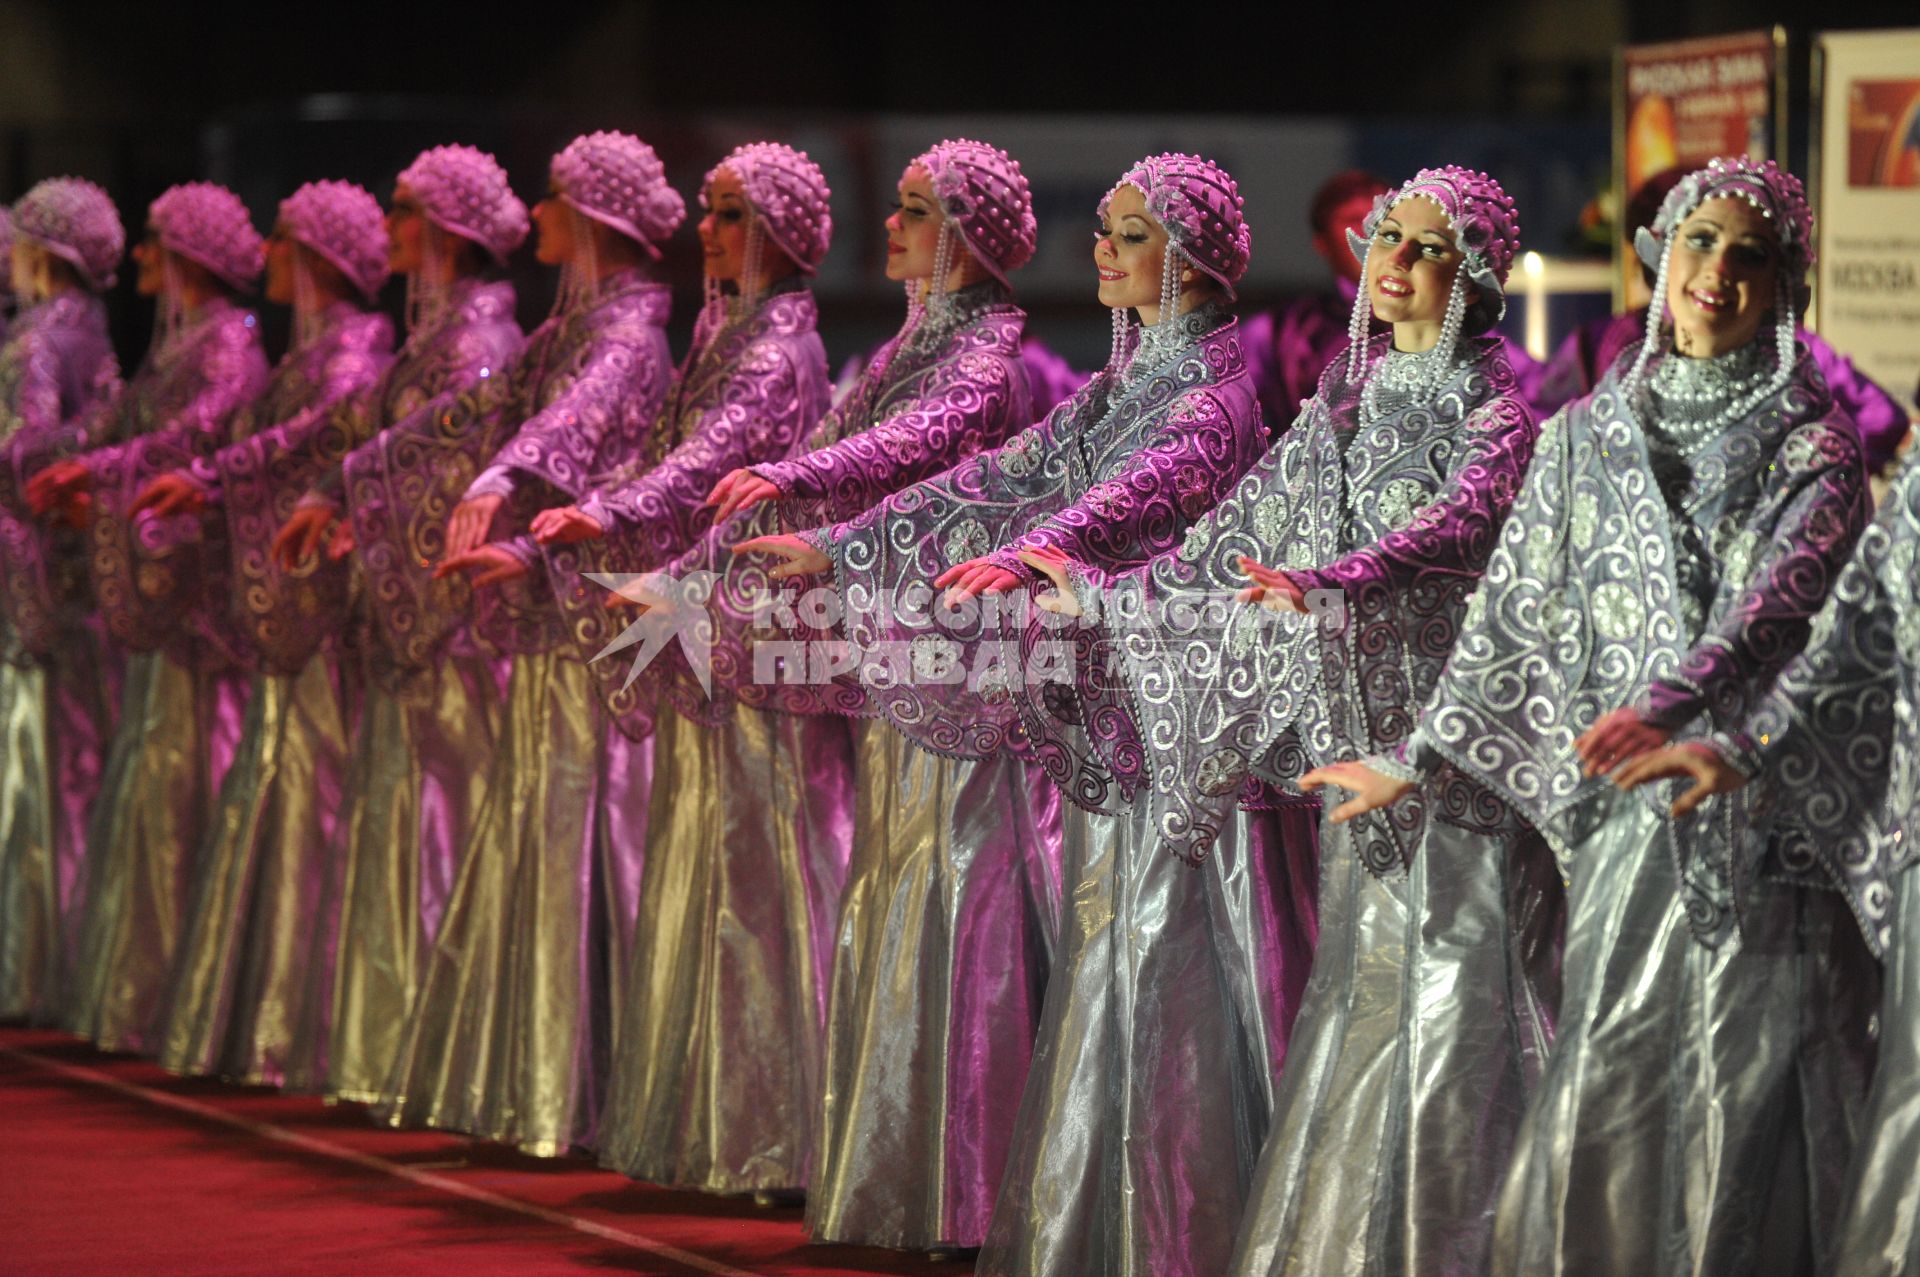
[1194,746,1246,796]
[1590,581,1645,639]
[996,428,1041,478]
[1375,478,1428,531]
[910,634,961,681]
[1178,516,1214,562]
[1252,492,1289,545]
[1571,492,1599,550]
[944,517,991,565]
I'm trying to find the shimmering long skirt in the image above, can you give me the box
[289,655,504,1100]
[1832,864,1920,1274]
[155,656,352,1083]
[976,799,1318,1277]
[1491,795,1877,1276]
[807,725,1063,1250]
[381,652,631,1157]
[599,705,853,1194]
[66,651,247,1052]
[0,639,112,1022]
[1231,814,1561,1277]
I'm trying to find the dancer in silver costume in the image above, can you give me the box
[387,131,679,1156]
[0,180,121,1020]
[267,145,527,1100]
[136,181,395,1083]
[748,153,1284,1276]
[1019,166,1544,1277]
[1318,158,1874,1275]
[590,142,1033,1204]
[42,184,269,1053]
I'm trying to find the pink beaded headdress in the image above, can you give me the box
[12,177,124,291]
[913,138,1035,291]
[1103,153,1251,301]
[279,180,392,303]
[396,144,529,265]
[705,142,832,279]
[148,182,264,293]
[550,131,686,260]
[1343,166,1521,384]
[1624,155,1812,410]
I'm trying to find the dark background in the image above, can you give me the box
[3,0,1911,368]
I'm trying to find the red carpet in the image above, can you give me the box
[0,1028,978,1276]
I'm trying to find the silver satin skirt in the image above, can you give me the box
[0,635,114,1021]
[1492,793,1877,1276]
[154,656,352,1084]
[976,798,1319,1277]
[66,651,247,1052]
[599,704,852,1194]
[807,723,1063,1250]
[1231,813,1562,1277]
[381,651,628,1157]
[1832,863,1920,1274]
[290,655,504,1101]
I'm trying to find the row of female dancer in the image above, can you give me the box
[0,132,1913,1276]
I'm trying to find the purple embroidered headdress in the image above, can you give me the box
[1624,155,1812,414]
[551,130,686,259]
[707,141,832,277]
[396,144,530,265]
[1343,165,1522,386]
[1098,152,1250,370]
[148,182,264,293]
[279,180,391,303]
[12,177,124,291]
[914,137,1035,291]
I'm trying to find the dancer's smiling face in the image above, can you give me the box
[1094,183,1171,316]
[885,166,942,283]
[1665,195,1778,358]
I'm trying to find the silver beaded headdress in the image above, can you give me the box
[1098,153,1251,372]
[1342,165,1521,389]
[1623,155,1812,412]
[279,180,392,304]
[12,177,124,291]
[396,144,530,266]
[148,182,264,294]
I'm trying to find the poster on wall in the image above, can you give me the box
[1813,28,1920,413]
[1617,30,1785,300]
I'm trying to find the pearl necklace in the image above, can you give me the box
[1642,339,1777,456]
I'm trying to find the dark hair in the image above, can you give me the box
[1309,170,1391,237]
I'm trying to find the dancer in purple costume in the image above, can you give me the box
[133,181,394,1084]
[385,131,680,1156]
[39,184,269,1053]
[0,179,122,1021]
[264,145,528,1101]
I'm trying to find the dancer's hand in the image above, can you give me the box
[130,472,204,518]
[53,492,92,531]
[1236,557,1307,614]
[26,460,91,516]
[326,519,355,561]
[934,555,1022,607]
[1016,547,1081,617]
[273,503,338,570]
[1298,759,1414,824]
[444,493,505,559]
[1576,706,1671,778]
[602,575,669,614]
[1611,743,1747,817]
[732,533,829,580]
[530,505,605,545]
[433,543,526,588]
[706,468,781,521]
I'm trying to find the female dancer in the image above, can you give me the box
[133,181,394,1083]
[587,140,1035,1205]
[384,130,680,1156]
[268,144,527,1100]
[1312,158,1874,1274]
[41,184,270,1052]
[744,153,1282,1276]
[0,177,122,1020]
[1028,166,1544,1276]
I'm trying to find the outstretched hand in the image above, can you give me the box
[933,555,1023,607]
[444,493,505,559]
[433,543,528,589]
[273,503,338,571]
[705,468,782,521]
[530,505,605,546]
[1236,557,1308,613]
[1576,706,1672,778]
[130,472,205,519]
[1016,546,1082,617]
[732,533,830,580]
[1298,759,1415,824]
[26,460,91,517]
[1611,742,1747,817]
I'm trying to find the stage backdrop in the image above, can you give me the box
[1813,28,1920,413]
